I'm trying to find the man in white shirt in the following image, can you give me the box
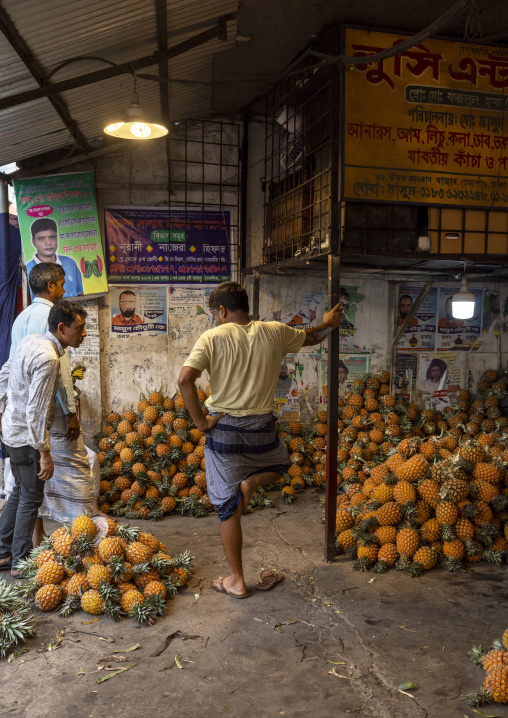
[0,300,87,576]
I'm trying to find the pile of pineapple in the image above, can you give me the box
[96,390,214,521]
[327,370,508,574]
[466,628,508,705]
[17,515,193,626]
[0,578,36,659]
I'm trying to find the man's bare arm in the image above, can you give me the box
[303,302,344,346]
[178,367,225,432]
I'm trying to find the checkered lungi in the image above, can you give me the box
[205,413,289,521]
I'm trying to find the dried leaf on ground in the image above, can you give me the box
[81,618,99,625]
[96,663,136,684]
[273,619,314,630]
[110,644,139,654]
[175,656,183,669]
[398,682,417,691]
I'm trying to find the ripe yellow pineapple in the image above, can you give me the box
[144,581,166,599]
[35,584,63,611]
[126,541,153,564]
[35,549,57,568]
[97,538,123,564]
[396,454,429,483]
[120,589,144,613]
[81,589,105,615]
[396,528,420,557]
[36,560,65,585]
[71,515,96,539]
[134,569,161,590]
[376,543,399,567]
[170,567,188,587]
[375,502,403,527]
[87,564,112,589]
[66,572,89,595]
[483,665,508,703]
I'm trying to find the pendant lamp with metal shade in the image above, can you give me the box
[104,78,168,140]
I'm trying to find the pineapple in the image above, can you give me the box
[52,532,75,558]
[120,588,144,613]
[144,581,166,599]
[355,543,379,570]
[71,515,96,539]
[407,546,438,576]
[396,528,420,558]
[126,541,154,564]
[87,564,112,589]
[374,543,399,572]
[134,568,161,590]
[98,537,124,562]
[35,549,57,568]
[35,584,63,611]
[81,589,105,615]
[481,665,508,703]
[64,571,88,595]
[36,560,65,585]
[396,454,429,483]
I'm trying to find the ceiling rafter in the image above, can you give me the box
[0,4,91,150]
[0,15,237,113]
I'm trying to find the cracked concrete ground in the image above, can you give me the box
[1,489,508,718]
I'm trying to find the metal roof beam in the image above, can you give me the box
[0,5,91,150]
[0,15,237,112]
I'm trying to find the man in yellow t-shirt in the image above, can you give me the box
[178,282,343,599]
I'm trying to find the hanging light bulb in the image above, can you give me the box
[452,275,475,319]
[104,79,168,140]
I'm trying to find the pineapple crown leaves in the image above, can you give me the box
[352,558,371,572]
[118,524,141,543]
[59,594,82,618]
[134,472,151,488]
[110,501,126,515]
[468,644,488,665]
[150,555,173,573]
[176,495,207,518]
[131,562,152,577]
[97,580,121,604]
[100,466,114,479]
[15,557,38,579]
[160,575,179,596]
[141,497,159,510]
[12,579,41,602]
[0,577,28,612]
[154,454,174,470]
[443,557,465,573]
[148,508,165,522]
[109,556,128,579]
[120,461,134,477]
[475,523,500,547]
[124,510,141,520]
[372,560,390,575]
[64,556,83,574]
[104,601,122,621]
[129,595,166,626]
[482,548,504,565]
[170,550,194,572]
[0,605,36,659]
[73,535,95,558]
[461,688,493,707]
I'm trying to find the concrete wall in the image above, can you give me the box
[63,120,507,437]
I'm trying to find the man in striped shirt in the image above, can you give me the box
[0,300,87,576]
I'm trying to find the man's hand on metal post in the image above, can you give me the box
[323,302,344,329]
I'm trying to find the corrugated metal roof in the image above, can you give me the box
[0,0,238,166]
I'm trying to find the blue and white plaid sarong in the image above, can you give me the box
[205,413,290,521]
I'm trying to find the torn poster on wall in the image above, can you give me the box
[319,354,371,408]
[396,285,438,351]
[482,291,501,338]
[110,286,167,336]
[167,285,216,350]
[395,352,418,403]
[105,206,233,284]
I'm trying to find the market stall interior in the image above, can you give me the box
[1,1,508,716]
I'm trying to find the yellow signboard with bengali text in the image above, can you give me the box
[344,29,508,207]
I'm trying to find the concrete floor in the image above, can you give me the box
[1,490,508,718]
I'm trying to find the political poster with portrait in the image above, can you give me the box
[14,172,108,299]
[396,285,438,351]
[337,285,368,353]
[395,352,418,403]
[418,351,466,410]
[436,287,483,351]
[110,286,167,337]
[319,354,370,407]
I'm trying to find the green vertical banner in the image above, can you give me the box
[14,171,108,298]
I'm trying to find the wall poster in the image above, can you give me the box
[319,354,371,407]
[395,352,419,403]
[14,172,108,298]
[105,206,233,284]
[418,351,466,410]
[110,286,167,337]
[344,29,508,208]
[396,285,438,351]
[436,287,483,350]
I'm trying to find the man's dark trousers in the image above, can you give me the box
[0,445,44,567]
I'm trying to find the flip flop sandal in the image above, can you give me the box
[255,569,285,591]
[10,570,23,579]
[211,577,250,599]
[0,559,12,571]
